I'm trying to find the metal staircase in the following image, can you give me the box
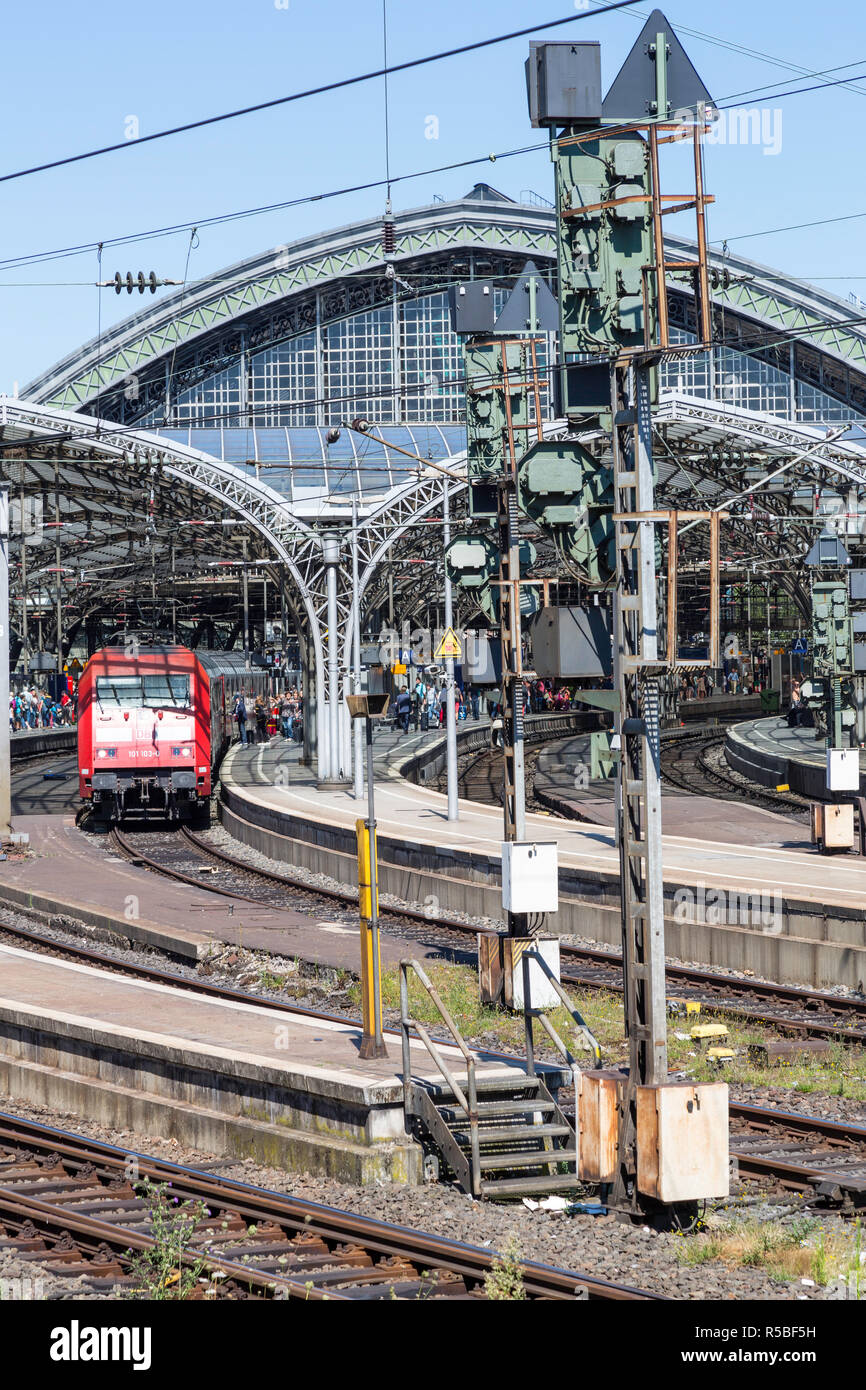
[400,959,598,1200]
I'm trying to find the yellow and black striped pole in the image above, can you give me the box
[356,817,385,1056]
[346,703,388,1059]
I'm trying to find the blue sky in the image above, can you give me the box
[1,0,863,393]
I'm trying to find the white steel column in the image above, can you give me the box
[352,500,364,800]
[321,530,344,783]
[0,489,10,838]
[443,478,458,820]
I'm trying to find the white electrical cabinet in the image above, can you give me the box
[503,936,561,1010]
[501,841,558,914]
[827,748,860,792]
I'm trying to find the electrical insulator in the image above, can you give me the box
[113,270,162,294]
[382,214,396,257]
[709,267,731,291]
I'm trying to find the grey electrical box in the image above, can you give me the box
[527,606,612,679]
[850,569,866,601]
[463,633,501,687]
[525,41,602,129]
[553,361,610,418]
[29,653,57,672]
[449,281,495,335]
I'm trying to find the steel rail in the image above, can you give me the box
[40,816,866,1044]
[178,824,866,1043]
[0,1111,657,1300]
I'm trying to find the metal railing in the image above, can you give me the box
[400,959,481,1195]
[521,947,602,1076]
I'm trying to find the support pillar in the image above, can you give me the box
[320,531,348,786]
[0,490,10,837]
[352,502,365,801]
[442,479,458,821]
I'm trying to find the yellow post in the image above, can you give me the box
[356,817,385,1056]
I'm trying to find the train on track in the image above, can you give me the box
[77,643,269,822]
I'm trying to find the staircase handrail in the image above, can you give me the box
[400,959,481,1193]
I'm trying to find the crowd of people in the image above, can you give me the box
[232,686,303,745]
[10,683,76,731]
[387,674,591,735]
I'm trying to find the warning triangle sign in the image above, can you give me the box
[602,9,713,122]
[495,261,559,334]
[435,627,462,659]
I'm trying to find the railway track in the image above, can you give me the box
[660,730,810,815]
[0,1111,653,1300]
[0,908,863,1211]
[97,820,866,1046]
[729,1104,866,1209]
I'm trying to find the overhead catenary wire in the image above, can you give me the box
[0,1,644,187]
[2,49,865,276]
[0,141,550,273]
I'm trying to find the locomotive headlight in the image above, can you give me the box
[97,750,107,759]
[181,747,191,757]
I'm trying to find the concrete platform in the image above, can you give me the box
[11,753,80,817]
[221,738,866,991]
[10,726,77,758]
[726,716,865,801]
[0,813,444,969]
[533,733,809,849]
[0,942,563,1182]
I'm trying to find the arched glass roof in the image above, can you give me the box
[151,423,466,503]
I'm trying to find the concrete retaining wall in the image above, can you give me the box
[219,791,866,991]
[0,1006,422,1184]
[725,725,863,802]
[11,728,76,759]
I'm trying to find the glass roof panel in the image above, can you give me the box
[188,429,224,457]
[254,428,290,461]
[221,429,256,463]
[287,427,326,491]
[149,425,467,500]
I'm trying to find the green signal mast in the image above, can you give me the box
[451,10,731,1220]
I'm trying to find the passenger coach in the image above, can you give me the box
[77,644,269,821]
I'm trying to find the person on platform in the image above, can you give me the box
[233,693,249,745]
[395,687,411,734]
[254,695,269,744]
[787,679,804,727]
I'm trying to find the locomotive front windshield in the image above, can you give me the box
[96,675,192,709]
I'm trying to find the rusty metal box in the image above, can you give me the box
[812,801,855,849]
[636,1082,729,1203]
[478,932,504,1005]
[577,1070,620,1182]
[825,802,855,847]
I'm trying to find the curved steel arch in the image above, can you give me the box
[339,391,866,669]
[0,397,335,771]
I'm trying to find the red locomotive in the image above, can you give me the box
[77,644,269,821]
